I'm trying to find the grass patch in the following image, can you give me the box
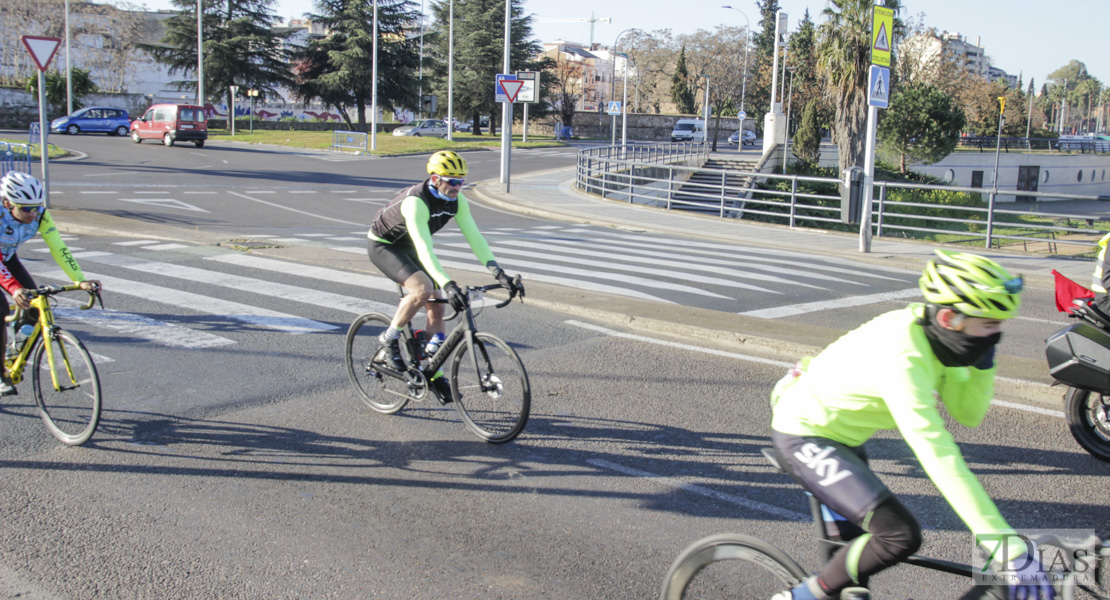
[209,128,565,155]
[0,138,69,159]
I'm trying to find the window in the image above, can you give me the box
[943,169,955,183]
[971,171,983,188]
[153,108,167,121]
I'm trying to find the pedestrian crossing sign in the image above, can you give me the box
[868,65,890,109]
[607,101,622,115]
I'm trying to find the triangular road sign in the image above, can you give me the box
[21,36,61,72]
[873,22,890,52]
[498,80,525,103]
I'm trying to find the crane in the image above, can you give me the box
[535,12,612,47]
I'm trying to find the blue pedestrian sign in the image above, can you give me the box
[607,101,622,115]
[495,73,517,103]
[868,65,890,109]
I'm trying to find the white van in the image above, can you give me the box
[670,119,706,142]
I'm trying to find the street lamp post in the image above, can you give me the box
[782,67,795,174]
[447,0,454,141]
[612,28,641,151]
[418,0,424,118]
[371,0,378,151]
[65,0,72,115]
[197,0,204,106]
[720,5,750,115]
[988,96,1005,248]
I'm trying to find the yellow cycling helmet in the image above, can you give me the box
[919,249,1023,319]
[427,150,468,177]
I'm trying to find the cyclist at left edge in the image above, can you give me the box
[0,172,101,396]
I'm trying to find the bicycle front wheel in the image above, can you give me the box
[32,329,102,446]
[345,312,410,414]
[659,534,808,600]
[450,332,530,443]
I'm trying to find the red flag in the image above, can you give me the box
[1052,269,1095,313]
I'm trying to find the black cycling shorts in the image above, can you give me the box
[771,430,892,524]
[368,239,429,285]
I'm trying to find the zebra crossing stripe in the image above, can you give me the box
[41,268,335,335]
[519,235,864,287]
[53,301,235,349]
[434,247,732,299]
[205,253,399,296]
[70,252,390,317]
[739,287,923,318]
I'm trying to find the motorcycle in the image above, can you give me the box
[1045,298,1110,462]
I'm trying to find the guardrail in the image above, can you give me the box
[576,143,1110,255]
[329,130,368,155]
[957,136,1110,154]
[0,142,32,176]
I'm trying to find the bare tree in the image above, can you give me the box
[0,0,65,86]
[622,30,675,114]
[76,2,152,93]
[546,53,584,128]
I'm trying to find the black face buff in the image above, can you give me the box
[921,305,1002,367]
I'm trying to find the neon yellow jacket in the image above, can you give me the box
[771,303,1016,540]
[0,209,84,294]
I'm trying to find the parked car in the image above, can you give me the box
[452,120,471,132]
[51,107,131,136]
[728,129,757,146]
[130,103,207,147]
[392,119,449,138]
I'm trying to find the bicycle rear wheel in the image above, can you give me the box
[450,332,530,443]
[345,312,411,414]
[659,534,808,600]
[32,329,102,446]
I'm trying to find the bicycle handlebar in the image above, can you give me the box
[25,283,103,311]
[429,278,526,319]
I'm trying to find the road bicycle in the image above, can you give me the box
[345,278,530,443]
[660,448,1110,600]
[5,283,103,446]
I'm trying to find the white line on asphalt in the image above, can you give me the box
[245,191,275,194]
[297,234,332,237]
[114,240,162,246]
[226,191,363,226]
[133,191,169,194]
[570,320,1061,418]
[739,288,923,318]
[53,302,235,349]
[436,247,733,299]
[183,191,217,194]
[42,268,335,335]
[587,458,808,520]
[139,243,189,251]
[206,253,399,294]
[288,191,317,194]
[80,191,117,194]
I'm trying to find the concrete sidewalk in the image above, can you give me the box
[468,165,1097,286]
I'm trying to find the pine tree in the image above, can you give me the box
[144,0,292,108]
[425,0,543,135]
[792,100,822,166]
[671,45,695,115]
[291,0,421,129]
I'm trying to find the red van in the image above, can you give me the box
[130,104,208,147]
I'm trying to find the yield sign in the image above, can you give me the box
[21,36,61,72]
[498,79,525,103]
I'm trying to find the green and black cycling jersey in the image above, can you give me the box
[368,179,497,286]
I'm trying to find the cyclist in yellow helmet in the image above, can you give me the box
[366,150,521,403]
[769,250,1054,600]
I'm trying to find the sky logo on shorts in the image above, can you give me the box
[794,443,852,487]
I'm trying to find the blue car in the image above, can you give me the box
[51,107,132,136]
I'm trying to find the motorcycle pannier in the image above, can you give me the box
[1045,322,1110,392]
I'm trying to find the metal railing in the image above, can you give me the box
[0,142,32,176]
[575,144,1110,255]
[329,130,368,155]
[957,136,1110,154]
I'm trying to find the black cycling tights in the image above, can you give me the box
[815,497,1009,599]
[816,496,922,594]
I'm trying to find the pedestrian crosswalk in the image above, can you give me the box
[20,225,920,355]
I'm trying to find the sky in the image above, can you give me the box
[131,0,1107,90]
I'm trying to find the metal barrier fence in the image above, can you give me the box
[576,144,1110,255]
[957,137,1110,154]
[329,130,368,155]
[0,142,32,176]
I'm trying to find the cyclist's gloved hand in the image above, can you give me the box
[1008,554,1056,600]
[443,281,469,312]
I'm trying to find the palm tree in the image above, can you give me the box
[815,0,902,171]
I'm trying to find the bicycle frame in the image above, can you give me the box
[6,284,99,390]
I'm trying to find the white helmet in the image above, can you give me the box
[0,172,45,205]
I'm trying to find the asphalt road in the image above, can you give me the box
[0,134,1103,599]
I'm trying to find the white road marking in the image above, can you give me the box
[435,247,734,299]
[183,191,217,195]
[588,459,808,520]
[79,191,117,195]
[206,253,399,293]
[52,302,235,349]
[739,288,923,318]
[113,240,162,246]
[41,268,334,335]
[226,191,363,226]
[119,198,210,213]
[569,320,1060,417]
[139,243,189,251]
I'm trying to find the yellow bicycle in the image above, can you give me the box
[5,283,103,446]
